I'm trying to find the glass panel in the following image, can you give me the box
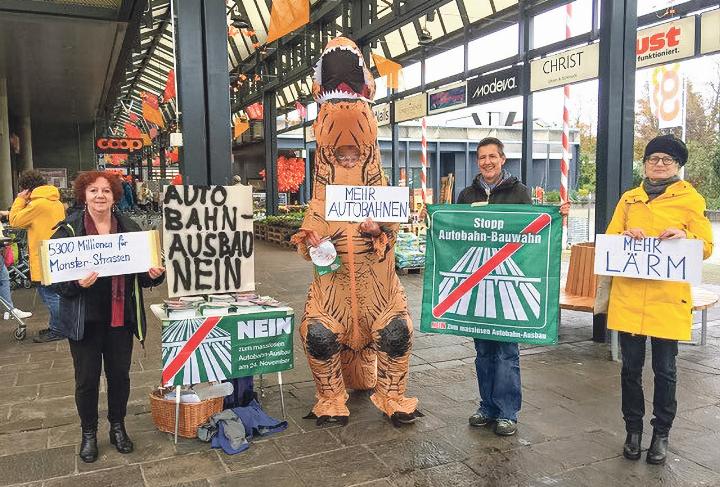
[245,3,267,43]
[384,30,406,58]
[403,61,421,90]
[438,2,464,33]
[463,0,493,23]
[374,76,388,101]
[376,0,393,19]
[493,0,520,11]
[468,24,518,69]
[532,0,593,49]
[397,22,419,52]
[637,1,674,16]
[425,44,463,83]
[307,102,318,121]
[423,11,445,39]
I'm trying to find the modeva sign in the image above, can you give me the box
[466,66,521,106]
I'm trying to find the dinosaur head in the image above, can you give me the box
[312,37,376,104]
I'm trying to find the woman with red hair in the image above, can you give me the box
[51,171,165,463]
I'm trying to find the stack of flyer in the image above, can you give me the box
[163,297,201,319]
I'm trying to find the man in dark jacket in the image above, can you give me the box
[459,137,531,437]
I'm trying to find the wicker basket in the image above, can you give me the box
[149,389,224,438]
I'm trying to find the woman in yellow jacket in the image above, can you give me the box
[9,171,66,342]
[606,135,713,465]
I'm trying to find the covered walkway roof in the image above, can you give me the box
[0,0,147,124]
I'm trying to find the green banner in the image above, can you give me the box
[161,310,294,386]
[420,204,561,345]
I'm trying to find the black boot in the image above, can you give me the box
[622,432,642,460]
[79,425,98,463]
[109,422,134,454]
[646,432,668,465]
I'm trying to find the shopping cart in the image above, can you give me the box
[0,235,27,341]
[4,228,32,290]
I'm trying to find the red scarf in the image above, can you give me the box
[84,212,125,327]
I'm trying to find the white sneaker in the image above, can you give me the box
[12,308,32,319]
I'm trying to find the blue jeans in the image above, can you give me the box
[0,261,13,309]
[37,285,60,333]
[474,338,522,421]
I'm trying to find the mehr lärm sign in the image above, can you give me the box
[420,205,562,345]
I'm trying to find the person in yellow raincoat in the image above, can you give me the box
[605,135,713,465]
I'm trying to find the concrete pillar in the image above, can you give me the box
[19,115,33,172]
[0,79,13,209]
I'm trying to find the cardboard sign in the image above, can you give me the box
[163,185,255,297]
[594,234,702,284]
[161,308,294,386]
[420,205,562,345]
[325,185,410,222]
[40,231,161,285]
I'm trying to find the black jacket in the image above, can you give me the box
[50,209,164,343]
[457,173,532,205]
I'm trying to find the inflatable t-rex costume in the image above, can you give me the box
[291,37,420,426]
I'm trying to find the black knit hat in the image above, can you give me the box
[643,134,688,166]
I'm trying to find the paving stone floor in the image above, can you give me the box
[1,241,720,486]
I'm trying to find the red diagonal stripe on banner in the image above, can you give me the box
[432,213,552,318]
[162,316,222,385]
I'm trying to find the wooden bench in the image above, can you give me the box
[560,242,718,357]
[559,242,596,313]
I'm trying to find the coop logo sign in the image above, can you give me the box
[531,43,599,92]
[467,66,521,106]
[636,16,695,68]
[95,137,144,154]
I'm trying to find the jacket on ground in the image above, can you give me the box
[9,185,66,282]
[605,181,713,340]
[50,209,164,342]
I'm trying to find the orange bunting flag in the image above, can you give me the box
[371,53,402,90]
[141,134,152,146]
[124,122,142,139]
[265,0,310,44]
[141,92,165,128]
[233,118,250,139]
[163,69,175,102]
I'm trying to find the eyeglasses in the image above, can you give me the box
[645,155,677,166]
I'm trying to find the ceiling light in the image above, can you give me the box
[418,28,433,45]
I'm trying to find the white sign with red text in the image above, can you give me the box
[636,17,695,69]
